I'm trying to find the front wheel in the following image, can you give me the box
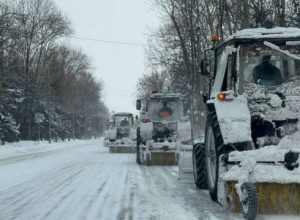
[136,127,142,165]
[145,152,151,166]
[193,143,207,189]
[205,113,224,202]
[240,182,258,220]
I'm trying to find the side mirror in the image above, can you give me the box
[200,59,210,76]
[136,99,141,110]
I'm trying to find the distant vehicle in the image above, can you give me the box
[104,112,136,153]
[194,28,300,219]
[136,92,192,166]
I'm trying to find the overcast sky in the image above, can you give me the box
[53,0,160,114]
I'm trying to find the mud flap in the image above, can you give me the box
[178,146,194,183]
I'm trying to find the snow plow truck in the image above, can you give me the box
[104,112,136,153]
[136,92,192,166]
[193,27,300,220]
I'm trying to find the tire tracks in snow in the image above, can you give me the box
[0,158,94,220]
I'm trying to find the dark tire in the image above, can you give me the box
[193,143,208,189]
[205,112,224,202]
[240,182,258,220]
[136,127,142,165]
[145,152,151,166]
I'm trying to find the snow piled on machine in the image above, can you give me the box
[222,132,300,184]
[225,27,300,42]
[245,78,300,121]
[221,79,300,184]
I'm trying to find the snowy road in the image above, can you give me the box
[0,139,244,220]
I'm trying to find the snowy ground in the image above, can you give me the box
[0,139,298,220]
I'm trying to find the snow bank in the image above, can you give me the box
[0,139,91,160]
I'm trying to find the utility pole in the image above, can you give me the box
[189,0,196,143]
[72,105,75,140]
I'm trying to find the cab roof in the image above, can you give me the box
[226,27,300,41]
[218,27,300,49]
[113,112,133,117]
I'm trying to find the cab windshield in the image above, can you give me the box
[239,43,300,88]
[114,115,133,127]
[148,97,182,122]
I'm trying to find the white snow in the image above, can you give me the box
[0,139,87,160]
[0,138,242,220]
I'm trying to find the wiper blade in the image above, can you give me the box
[264,41,300,61]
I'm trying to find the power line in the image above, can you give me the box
[64,35,144,47]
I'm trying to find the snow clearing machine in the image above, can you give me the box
[193,28,300,220]
[104,112,136,153]
[136,92,192,166]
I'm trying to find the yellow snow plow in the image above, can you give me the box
[109,146,136,153]
[135,92,191,166]
[193,27,300,220]
[137,140,179,166]
[104,112,137,154]
[217,150,300,219]
[145,151,178,166]
[227,182,300,214]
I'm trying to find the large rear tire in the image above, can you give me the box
[193,143,208,189]
[145,152,151,166]
[205,112,224,202]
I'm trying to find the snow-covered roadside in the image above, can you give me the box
[0,138,241,220]
[0,139,101,160]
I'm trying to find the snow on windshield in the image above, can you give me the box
[239,44,300,87]
[148,97,182,122]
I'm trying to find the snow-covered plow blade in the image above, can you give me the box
[148,151,178,166]
[109,145,136,153]
[137,141,180,166]
[108,139,136,153]
[227,182,300,214]
[218,150,300,217]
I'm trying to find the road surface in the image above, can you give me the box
[0,139,245,220]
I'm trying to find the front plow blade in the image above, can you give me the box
[149,152,178,166]
[227,182,300,214]
[109,146,136,153]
